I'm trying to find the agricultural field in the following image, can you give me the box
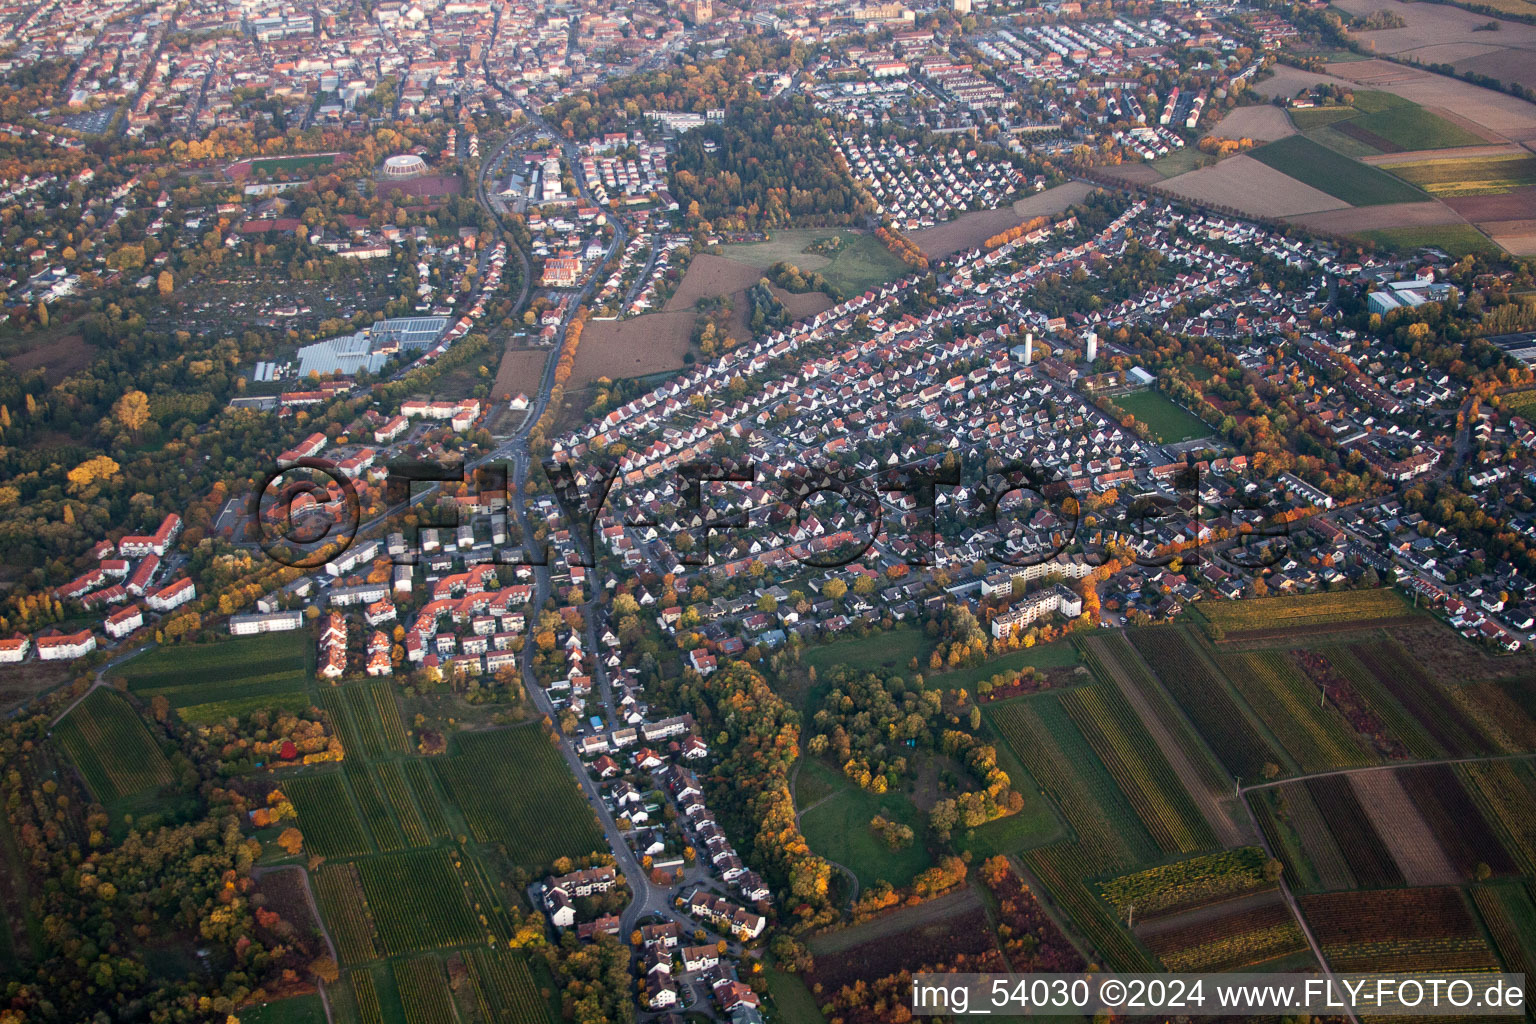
[464,949,551,1024]
[1337,638,1500,756]
[53,688,174,805]
[313,863,379,964]
[1384,154,1536,196]
[796,758,933,889]
[431,725,604,869]
[1114,389,1212,443]
[392,957,455,1024]
[1459,760,1536,875]
[1125,628,1278,779]
[345,761,408,852]
[354,848,486,955]
[318,681,410,761]
[1314,90,1486,153]
[1215,650,1373,771]
[1299,887,1501,972]
[1196,587,1414,639]
[808,894,1006,994]
[1358,223,1505,258]
[1140,895,1307,971]
[283,772,374,859]
[1058,683,1217,854]
[1471,884,1536,980]
[113,632,312,722]
[1249,135,1427,206]
[1099,847,1276,920]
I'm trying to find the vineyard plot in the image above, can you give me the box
[465,949,551,1024]
[355,848,483,955]
[314,863,379,964]
[432,725,604,869]
[53,688,174,804]
[393,956,455,1024]
[284,772,374,859]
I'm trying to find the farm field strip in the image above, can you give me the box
[1141,897,1306,972]
[1458,761,1536,875]
[350,970,384,1024]
[1398,764,1517,878]
[1317,645,1441,758]
[393,957,455,1024]
[1385,154,1536,196]
[1023,844,1158,972]
[1198,588,1412,635]
[1250,789,1348,894]
[1099,847,1276,920]
[988,700,1154,866]
[1299,887,1498,974]
[341,685,388,759]
[403,759,453,841]
[115,633,310,710]
[1124,628,1278,779]
[1471,885,1536,980]
[1305,776,1404,890]
[355,848,483,955]
[1346,770,1457,886]
[345,762,408,852]
[313,863,380,964]
[1250,135,1426,206]
[54,688,173,804]
[375,761,432,848]
[1081,634,1237,838]
[1346,640,1492,756]
[432,725,605,869]
[284,772,374,859]
[1059,683,1217,855]
[465,949,550,1024]
[1218,651,1373,771]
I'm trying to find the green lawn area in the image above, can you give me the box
[805,625,933,679]
[765,966,828,1023]
[1115,388,1213,443]
[1346,91,1485,151]
[237,994,328,1024]
[1288,106,1362,131]
[113,632,313,723]
[1358,223,1502,259]
[797,759,933,889]
[1150,146,1214,179]
[1250,135,1426,206]
[722,229,906,298]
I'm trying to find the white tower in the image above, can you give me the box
[1086,330,1098,363]
[1024,331,1033,365]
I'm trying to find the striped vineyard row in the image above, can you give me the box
[313,863,379,964]
[465,949,550,1024]
[1023,844,1157,972]
[350,970,384,1024]
[1059,684,1216,855]
[393,957,456,1024]
[375,760,432,848]
[345,761,408,852]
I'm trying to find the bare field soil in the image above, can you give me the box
[1330,0,1536,89]
[491,346,547,402]
[662,254,763,312]
[1443,185,1536,219]
[769,285,832,319]
[1348,770,1459,886]
[4,333,94,385]
[908,181,1093,257]
[1323,60,1536,143]
[571,308,694,386]
[1291,199,1466,233]
[1161,155,1347,216]
[1096,163,1166,185]
[1489,226,1536,254]
[1208,104,1298,142]
[1252,65,1363,101]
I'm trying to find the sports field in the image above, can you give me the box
[1249,136,1426,206]
[1116,389,1213,442]
[114,632,313,722]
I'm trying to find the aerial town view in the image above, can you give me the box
[3,0,1536,1019]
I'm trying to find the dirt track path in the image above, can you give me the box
[1133,887,1284,939]
[1085,633,1245,848]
